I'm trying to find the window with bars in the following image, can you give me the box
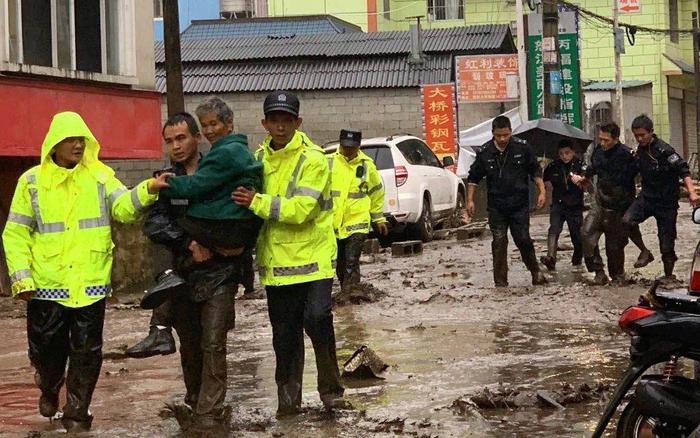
[6,0,128,76]
[427,0,464,21]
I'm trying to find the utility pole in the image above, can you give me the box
[164,0,185,115]
[542,0,560,118]
[515,0,529,122]
[613,1,625,143]
[694,9,700,165]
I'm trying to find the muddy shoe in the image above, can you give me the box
[634,250,655,268]
[140,269,186,310]
[540,256,556,272]
[494,281,508,288]
[61,416,92,433]
[571,255,582,266]
[320,392,352,411]
[611,274,627,286]
[238,290,264,300]
[39,392,59,418]
[593,271,609,286]
[126,327,176,358]
[531,270,548,286]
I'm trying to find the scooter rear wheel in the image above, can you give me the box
[616,401,659,438]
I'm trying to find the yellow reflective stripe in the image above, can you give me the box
[7,212,36,228]
[270,196,281,221]
[371,212,384,220]
[26,174,36,184]
[10,269,31,283]
[28,188,65,233]
[294,186,322,200]
[108,187,127,205]
[347,192,367,199]
[367,183,383,195]
[327,157,334,170]
[79,184,110,229]
[346,223,369,232]
[130,187,145,211]
[331,190,341,197]
[273,262,319,276]
[285,154,307,198]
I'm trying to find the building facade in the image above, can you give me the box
[270,0,699,159]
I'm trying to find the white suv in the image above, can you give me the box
[324,134,466,242]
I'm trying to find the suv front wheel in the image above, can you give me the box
[411,195,433,242]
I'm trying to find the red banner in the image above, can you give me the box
[455,54,519,103]
[421,83,457,170]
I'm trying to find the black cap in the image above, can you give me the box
[263,91,300,117]
[339,129,362,147]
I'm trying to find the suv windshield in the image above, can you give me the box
[361,145,394,170]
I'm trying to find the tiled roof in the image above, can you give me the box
[155,56,452,93]
[181,15,362,40]
[155,24,513,63]
[155,24,515,94]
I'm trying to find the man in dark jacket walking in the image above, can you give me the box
[466,116,547,287]
[624,115,699,279]
[572,122,636,285]
[540,139,584,271]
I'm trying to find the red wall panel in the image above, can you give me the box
[0,76,162,159]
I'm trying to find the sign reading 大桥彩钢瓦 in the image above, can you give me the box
[421,83,458,171]
[455,54,519,103]
[618,0,640,14]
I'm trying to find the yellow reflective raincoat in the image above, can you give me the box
[2,112,157,307]
[329,150,386,240]
[250,131,336,286]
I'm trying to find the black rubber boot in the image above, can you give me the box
[634,249,655,268]
[140,269,186,310]
[125,326,176,359]
[593,271,609,285]
[663,258,676,279]
[531,270,548,285]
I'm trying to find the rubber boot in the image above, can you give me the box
[593,271,609,285]
[663,258,676,279]
[531,269,548,286]
[35,371,63,418]
[540,235,558,271]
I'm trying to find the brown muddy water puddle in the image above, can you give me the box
[0,304,629,437]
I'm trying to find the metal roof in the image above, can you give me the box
[582,80,652,91]
[155,24,514,63]
[181,15,362,40]
[155,55,452,93]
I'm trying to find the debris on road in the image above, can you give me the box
[342,345,389,379]
[333,282,387,306]
[392,240,423,257]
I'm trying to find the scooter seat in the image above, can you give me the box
[655,290,700,314]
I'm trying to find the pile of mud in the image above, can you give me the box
[451,382,610,414]
[333,282,387,306]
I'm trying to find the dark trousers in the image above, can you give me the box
[27,299,105,423]
[547,204,583,261]
[241,248,255,293]
[488,206,539,285]
[171,286,235,418]
[623,197,678,264]
[265,279,343,411]
[336,234,367,291]
[582,204,629,278]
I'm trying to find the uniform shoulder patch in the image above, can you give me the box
[668,153,681,164]
[512,137,526,144]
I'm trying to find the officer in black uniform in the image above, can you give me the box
[572,122,636,285]
[540,139,584,271]
[466,116,547,287]
[624,114,699,279]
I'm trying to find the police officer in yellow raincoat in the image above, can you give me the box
[329,130,387,293]
[232,91,345,415]
[2,112,169,432]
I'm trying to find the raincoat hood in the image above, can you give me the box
[39,111,113,186]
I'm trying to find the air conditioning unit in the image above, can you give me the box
[220,0,254,18]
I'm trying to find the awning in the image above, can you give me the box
[663,54,693,76]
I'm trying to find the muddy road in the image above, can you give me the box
[1,206,698,437]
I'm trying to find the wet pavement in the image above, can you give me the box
[0,205,698,437]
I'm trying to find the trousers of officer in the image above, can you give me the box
[336,234,367,291]
[28,298,105,424]
[265,278,343,411]
[547,204,583,260]
[623,197,678,264]
[488,206,539,284]
[171,282,235,417]
[582,204,629,278]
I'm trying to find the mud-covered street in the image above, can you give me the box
[1,205,698,437]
